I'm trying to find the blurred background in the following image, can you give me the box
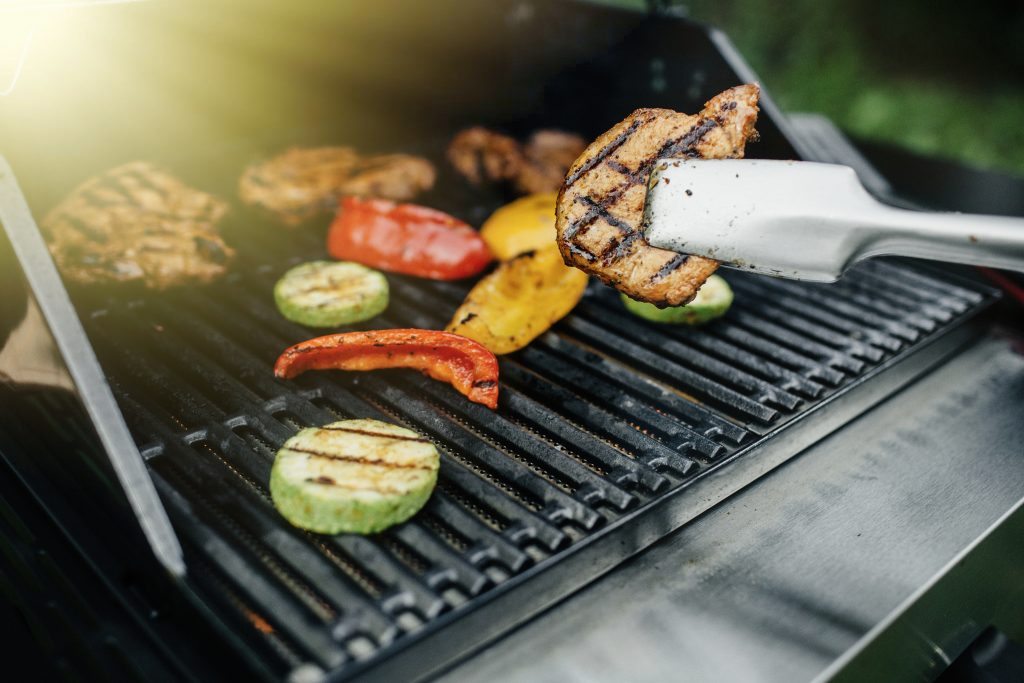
[0,0,1021,206]
[600,0,1024,177]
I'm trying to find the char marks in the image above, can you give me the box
[564,195,633,241]
[565,117,720,248]
[42,162,233,289]
[564,117,644,188]
[283,445,436,471]
[599,230,644,264]
[652,253,690,281]
[658,117,720,161]
[313,426,430,443]
[555,84,761,306]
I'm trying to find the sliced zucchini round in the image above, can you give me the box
[620,274,733,324]
[274,260,388,327]
[270,418,439,534]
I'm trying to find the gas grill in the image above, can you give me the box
[1,2,1022,682]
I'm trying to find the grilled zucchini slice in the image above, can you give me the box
[274,260,388,327]
[270,419,440,534]
[620,274,733,324]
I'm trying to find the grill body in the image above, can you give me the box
[0,1,1009,681]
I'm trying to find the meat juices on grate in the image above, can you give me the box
[42,162,233,290]
[239,146,436,226]
[556,84,760,307]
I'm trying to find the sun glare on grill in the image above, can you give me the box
[0,1,151,96]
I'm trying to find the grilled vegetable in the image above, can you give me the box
[620,274,733,324]
[327,197,491,280]
[556,84,760,306]
[274,329,499,409]
[274,261,389,327]
[480,192,559,260]
[270,418,439,534]
[446,246,588,354]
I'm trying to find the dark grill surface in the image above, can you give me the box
[80,216,994,680]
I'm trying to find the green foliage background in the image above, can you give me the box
[594,0,1024,176]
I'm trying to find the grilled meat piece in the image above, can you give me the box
[515,130,587,194]
[446,127,524,186]
[338,153,437,201]
[556,84,760,306]
[448,127,585,194]
[42,162,233,289]
[240,147,358,226]
[239,147,435,226]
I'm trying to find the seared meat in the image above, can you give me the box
[339,154,437,201]
[42,162,233,289]
[239,147,435,226]
[448,127,585,195]
[556,84,760,306]
[515,130,587,195]
[446,127,523,186]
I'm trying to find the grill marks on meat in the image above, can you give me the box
[447,127,586,195]
[42,162,233,289]
[556,84,760,306]
[239,147,435,226]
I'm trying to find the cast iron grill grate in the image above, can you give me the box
[80,217,995,680]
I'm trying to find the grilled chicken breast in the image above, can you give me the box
[447,127,524,186]
[239,147,435,226]
[556,84,760,306]
[516,130,587,195]
[447,127,586,195]
[42,162,233,289]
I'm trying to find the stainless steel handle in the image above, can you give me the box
[855,206,1024,273]
[644,160,1024,282]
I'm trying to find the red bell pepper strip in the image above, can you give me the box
[328,197,492,280]
[274,329,499,409]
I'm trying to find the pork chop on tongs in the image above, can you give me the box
[555,84,760,306]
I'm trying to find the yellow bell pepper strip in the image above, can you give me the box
[446,246,589,355]
[479,192,559,260]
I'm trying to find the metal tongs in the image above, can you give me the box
[643,159,1024,281]
[0,157,185,578]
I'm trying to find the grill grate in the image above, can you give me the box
[78,215,995,680]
